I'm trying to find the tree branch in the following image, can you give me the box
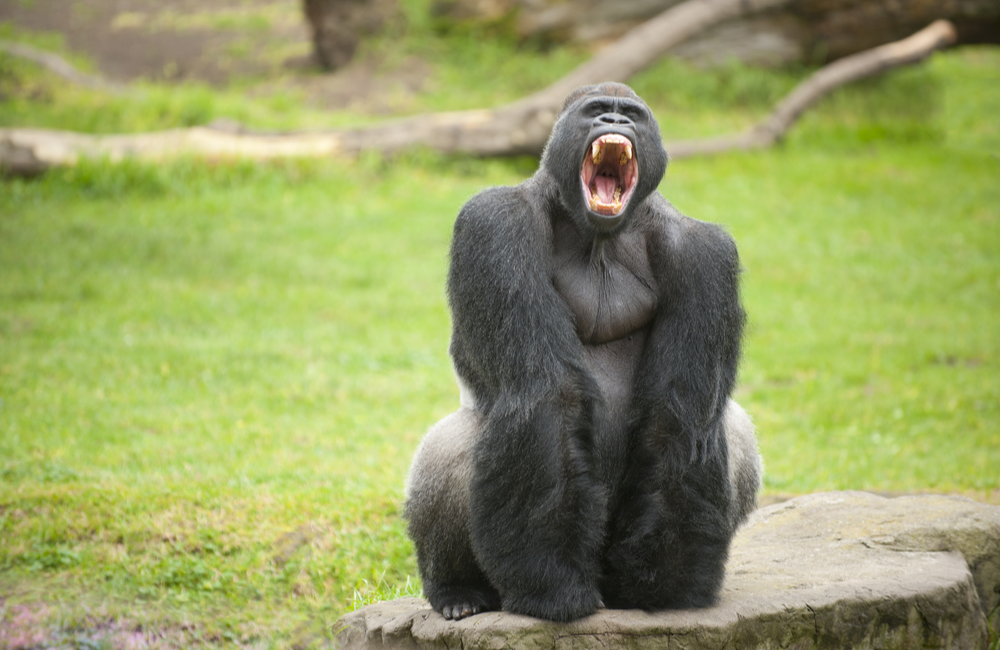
[666,19,958,158]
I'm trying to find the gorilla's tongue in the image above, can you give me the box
[594,175,619,204]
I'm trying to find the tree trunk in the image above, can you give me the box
[302,0,396,71]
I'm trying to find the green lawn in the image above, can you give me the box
[1,27,998,650]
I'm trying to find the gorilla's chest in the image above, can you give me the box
[552,228,658,345]
[551,225,657,491]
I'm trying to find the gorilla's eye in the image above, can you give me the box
[581,134,639,217]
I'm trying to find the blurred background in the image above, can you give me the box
[0,0,998,647]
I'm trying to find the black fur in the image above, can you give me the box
[406,83,755,622]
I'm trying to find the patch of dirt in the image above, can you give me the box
[253,54,433,114]
[0,0,304,84]
[0,0,430,112]
[0,601,183,650]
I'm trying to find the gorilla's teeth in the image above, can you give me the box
[589,194,600,211]
[592,141,603,164]
[619,150,628,166]
[614,186,622,202]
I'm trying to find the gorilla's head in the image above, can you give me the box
[541,83,668,235]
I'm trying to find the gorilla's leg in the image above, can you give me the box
[601,399,761,610]
[722,399,762,532]
[404,408,500,620]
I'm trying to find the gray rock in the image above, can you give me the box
[337,492,1000,649]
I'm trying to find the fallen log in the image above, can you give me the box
[0,0,794,175]
[0,16,956,175]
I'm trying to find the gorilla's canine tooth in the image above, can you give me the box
[592,141,603,164]
[619,150,628,166]
[614,186,622,202]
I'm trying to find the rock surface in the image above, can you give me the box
[336,492,1000,649]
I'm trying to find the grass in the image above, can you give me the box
[1,8,999,647]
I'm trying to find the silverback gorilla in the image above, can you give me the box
[405,82,762,623]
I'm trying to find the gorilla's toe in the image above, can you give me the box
[441,602,478,620]
[433,585,499,621]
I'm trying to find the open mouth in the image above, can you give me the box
[581,134,638,217]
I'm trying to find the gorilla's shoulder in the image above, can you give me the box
[453,178,554,244]
[642,194,740,274]
[457,185,526,223]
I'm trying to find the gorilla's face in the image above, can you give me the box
[581,120,640,227]
[541,83,668,235]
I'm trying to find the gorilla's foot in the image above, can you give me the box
[431,584,500,621]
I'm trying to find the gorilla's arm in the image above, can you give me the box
[602,201,746,610]
[447,181,607,621]
[639,207,745,459]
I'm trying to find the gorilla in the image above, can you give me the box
[405,82,762,623]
